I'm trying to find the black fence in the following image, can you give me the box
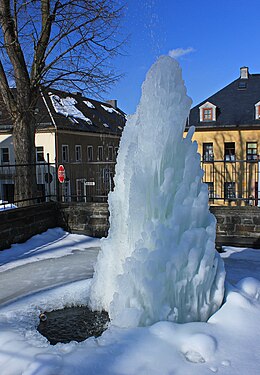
[0,159,259,207]
[202,159,259,206]
[0,160,117,207]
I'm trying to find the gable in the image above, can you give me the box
[199,101,217,122]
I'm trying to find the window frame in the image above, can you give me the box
[36,146,45,162]
[108,146,113,161]
[246,142,257,161]
[203,143,214,162]
[205,182,214,200]
[61,144,69,163]
[1,147,9,163]
[224,142,236,161]
[87,145,93,162]
[224,182,236,200]
[254,102,260,120]
[202,108,213,122]
[75,144,82,162]
[98,146,103,161]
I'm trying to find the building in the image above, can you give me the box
[187,67,260,205]
[0,88,126,203]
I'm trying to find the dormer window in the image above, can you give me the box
[203,108,213,121]
[199,102,216,122]
[255,101,260,120]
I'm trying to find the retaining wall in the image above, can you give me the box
[58,202,109,238]
[210,206,260,248]
[0,202,59,251]
[0,203,259,251]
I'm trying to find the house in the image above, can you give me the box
[0,88,126,203]
[187,67,260,206]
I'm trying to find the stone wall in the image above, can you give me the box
[1,202,259,251]
[210,206,260,248]
[0,202,59,251]
[58,202,109,238]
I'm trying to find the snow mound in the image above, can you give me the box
[236,277,260,301]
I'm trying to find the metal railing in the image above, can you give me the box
[201,159,259,206]
[0,160,117,206]
[0,161,57,205]
[1,158,259,207]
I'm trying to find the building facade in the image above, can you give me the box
[0,88,126,203]
[187,67,260,206]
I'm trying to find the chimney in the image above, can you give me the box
[106,99,117,109]
[240,66,249,79]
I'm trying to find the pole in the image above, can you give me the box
[257,155,260,207]
[47,153,51,202]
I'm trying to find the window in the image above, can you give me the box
[62,145,69,163]
[238,81,247,90]
[255,102,260,120]
[1,148,9,163]
[202,108,213,121]
[36,146,44,162]
[75,145,82,162]
[87,146,93,161]
[206,182,214,199]
[224,182,236,200]
[246,142,257,161]
[203,143,214,162]
[98,146,103,161]
[224,142,235,161]
[199,102,216,122]
[108,146,113,161]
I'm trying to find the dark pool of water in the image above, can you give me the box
[37,306,109,345]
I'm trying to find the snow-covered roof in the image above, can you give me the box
[0,87,126,137]
[50,94,92,125]
[42,88,126,135]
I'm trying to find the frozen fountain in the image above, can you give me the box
[90,56,225,328]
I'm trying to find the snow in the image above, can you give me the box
[0,229,260,374]
[49,93,92,124]
[0,200,17,211]
[83,100,95,109]
[90,56,225,327]
[0,57,259,374]
[0,227,100,272]
[101,104,123,116]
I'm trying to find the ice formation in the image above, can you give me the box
[90,56,225,327]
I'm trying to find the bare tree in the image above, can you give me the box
[0,0,124,205]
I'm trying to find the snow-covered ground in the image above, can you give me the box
[0,200,17,211]
[0,228,259,375]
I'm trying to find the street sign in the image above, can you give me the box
[58,165,65,183]
[84,181,95,186]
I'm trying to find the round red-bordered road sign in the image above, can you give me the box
[58,164,66,183]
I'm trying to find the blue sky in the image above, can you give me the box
[105,0,260,114]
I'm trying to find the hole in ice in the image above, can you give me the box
[183,350,206,363]
[37,306,109,345]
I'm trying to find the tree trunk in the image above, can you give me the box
[12,112,38,206]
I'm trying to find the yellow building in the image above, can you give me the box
[186,67,260,206]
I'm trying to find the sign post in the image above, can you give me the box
[58,165,66,184]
